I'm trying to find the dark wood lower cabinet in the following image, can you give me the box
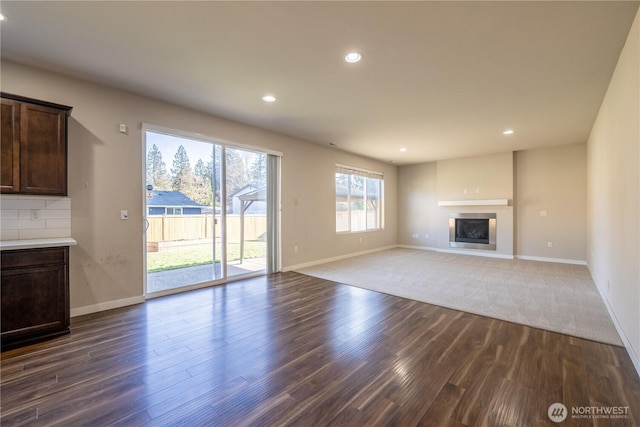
[1,246,70,350]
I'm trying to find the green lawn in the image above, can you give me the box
[147,241,266,273]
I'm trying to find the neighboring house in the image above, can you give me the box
[147,190,204,215]
[230,184,266,214]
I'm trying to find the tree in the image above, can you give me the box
[146,144,170,190]
[225,147,247,198]
[194,159,206,180]
[192,159,212,206]
[249,153,267,187]
[171,145,193,194]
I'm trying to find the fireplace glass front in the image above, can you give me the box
[449,213,496,250]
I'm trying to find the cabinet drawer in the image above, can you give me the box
[1,247,67,269]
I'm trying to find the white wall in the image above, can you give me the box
[0,60,397,313]
[587,10,640,370]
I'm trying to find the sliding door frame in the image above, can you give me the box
[141,123,282,298]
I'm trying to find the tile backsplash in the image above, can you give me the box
[0,195,72,241]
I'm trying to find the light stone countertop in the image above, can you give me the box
[0,237,77,251]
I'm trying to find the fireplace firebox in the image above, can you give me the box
[449,213,496,250]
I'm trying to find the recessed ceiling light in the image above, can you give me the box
[345,52,362,63]
[399,147,407,152]
[262,95,276,103]
[503,129,515,135]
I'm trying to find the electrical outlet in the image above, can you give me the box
[547,241,553,248]
[30,209,41,221]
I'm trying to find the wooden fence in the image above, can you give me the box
[336,211,380,232]
[147,214,266,243]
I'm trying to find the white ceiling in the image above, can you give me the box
[1,1,637,165]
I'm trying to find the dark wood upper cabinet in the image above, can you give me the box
[1,99,21,193]
[0,93,72,196]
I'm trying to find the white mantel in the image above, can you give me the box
[438,199,509,207]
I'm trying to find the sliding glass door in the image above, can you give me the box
[143,127,276,295]
[223,147,268,279]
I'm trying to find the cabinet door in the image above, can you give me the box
[1,99,20,193]
[20,103,67,195]
[1,247,70,348]
[1,264,68,339]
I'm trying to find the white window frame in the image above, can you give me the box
[335,164,384,233]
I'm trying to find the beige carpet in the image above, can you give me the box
[297,247,622,346]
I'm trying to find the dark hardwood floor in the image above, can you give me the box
[2,272,639,426]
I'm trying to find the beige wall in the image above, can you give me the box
[0,61,397,313]
[397,162,438,248]
[436,152,514,257]
[398,152,515,257]
[398,147,589,262]
[587,10,640,368]
[436,152,514,201]
[515,144,587,262]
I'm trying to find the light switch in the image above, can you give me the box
[121,210,128,220]
[118,123,128,134]
[540,211,548,217]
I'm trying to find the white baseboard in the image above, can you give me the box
[284,245,396,272]
[516,255,587,265]
[70,295,145,318]
[591,273,640,378]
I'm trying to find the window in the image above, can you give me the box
[147,207,184,215]
[336,164,383,233]
[166,207,183,215]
